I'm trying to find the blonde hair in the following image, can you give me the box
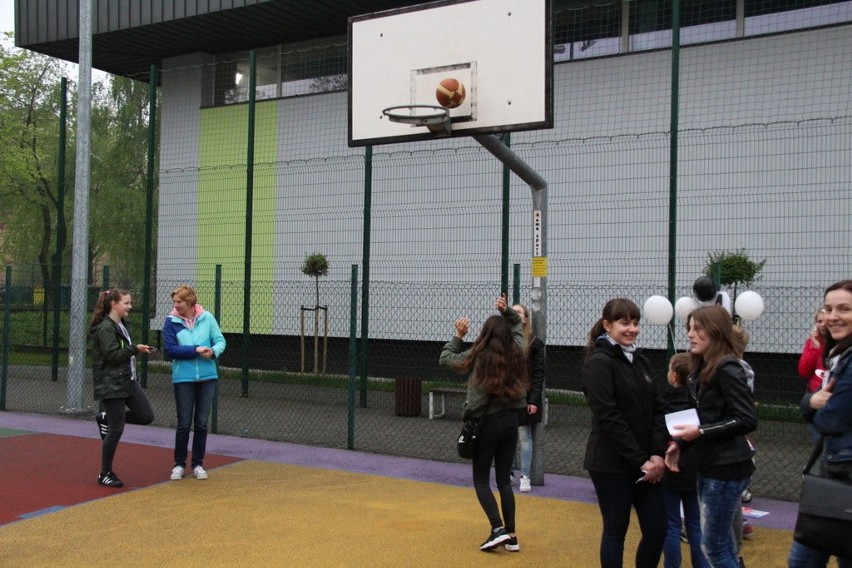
[171,285,198,306]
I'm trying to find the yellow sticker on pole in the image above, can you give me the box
[531,257,548,277]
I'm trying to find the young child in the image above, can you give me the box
[661,352,709,568]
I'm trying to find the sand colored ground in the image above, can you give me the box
[0,460,795,568]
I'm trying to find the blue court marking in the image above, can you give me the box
[19,505,66,519]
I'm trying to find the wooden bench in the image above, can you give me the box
[428,387,466,420]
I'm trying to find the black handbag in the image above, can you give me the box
[456,418,482,459]
[792,437,852,560]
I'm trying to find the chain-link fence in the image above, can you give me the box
[0,271,820,502]
[4,3,851,503]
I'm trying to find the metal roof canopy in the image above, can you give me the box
[13,0,429,83]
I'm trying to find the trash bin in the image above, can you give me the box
[394,378,422,417]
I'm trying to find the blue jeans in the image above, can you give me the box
[697,476,750,568]
[788,540,852,568]
[663,485,709,568]
[589,471,667,568]
[173,380,217,469]
[472,409,519,533]
[517,424,533,477]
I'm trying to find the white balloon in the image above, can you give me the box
[675,296,699,320]
[735,291,765,321]
[643,295,674,325]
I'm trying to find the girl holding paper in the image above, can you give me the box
[665,305,758,568]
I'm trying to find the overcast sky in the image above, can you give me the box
[1,0,14,36]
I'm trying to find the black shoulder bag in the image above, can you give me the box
[792,436,852,559]
[457,396,490,459]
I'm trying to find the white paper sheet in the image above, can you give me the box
[665,408,700,437]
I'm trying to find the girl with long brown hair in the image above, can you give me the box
[665,305,757,568]
[439,294,529,552]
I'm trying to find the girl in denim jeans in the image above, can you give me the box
[666,306,757,568]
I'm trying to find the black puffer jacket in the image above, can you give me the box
[90,317,139,400]
[686,357,757,473]
[581,339,667,475]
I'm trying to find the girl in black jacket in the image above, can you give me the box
[581,298,667,568]
[665,305,757,568]
[89,289,156,487]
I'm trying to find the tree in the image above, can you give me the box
[300,253,329,374]
[0,34,72,291]
[703,249,766,302]
[0,34,155,293]
[89,76,156,289]
[301,252,329,308]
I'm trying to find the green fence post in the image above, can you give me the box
[512,263,520,306]
[1,266,11,410]
[241,50,257,399]
[359,145,372,408]
[501,133,511,296]
[348,264,358,449]
[140,64,158,389]
[212,264,222,433]
[52,77,69,382]
[666,0,681,359]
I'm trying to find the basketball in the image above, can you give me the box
[435,78,466,109]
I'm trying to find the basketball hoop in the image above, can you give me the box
[382,104,452,136]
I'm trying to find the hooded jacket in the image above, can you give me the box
[90,316,139,400]
[581,339,667,475]
[163,305,226,383]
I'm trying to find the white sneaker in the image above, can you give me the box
[193,465,208,480]
[519,476,531,492]
[170,466,184,480]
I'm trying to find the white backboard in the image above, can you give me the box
[348,0,552,147]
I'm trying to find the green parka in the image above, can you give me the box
[90,317,139,400]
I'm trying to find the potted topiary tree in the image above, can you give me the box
[703,249,765,321]
[300,253,329,374]
[703,249,765,302]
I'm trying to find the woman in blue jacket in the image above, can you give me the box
[163,285,226,481]
[788,279,852,568]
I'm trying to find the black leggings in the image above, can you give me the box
[471,409,520,533]
[101,381,154,473]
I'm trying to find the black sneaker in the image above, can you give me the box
[480,527,511,551]
[96,412,108,440]
[98,471,123,488]
[504,536,520,552]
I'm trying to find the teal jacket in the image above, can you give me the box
[438,308,526,420]
[163,307,226,383]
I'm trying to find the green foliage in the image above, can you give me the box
[301,253,329,278]
[0,39,156,290]
[703,249,766,298]
[301,252,329,307]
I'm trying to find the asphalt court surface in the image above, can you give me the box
[0,412,800,567]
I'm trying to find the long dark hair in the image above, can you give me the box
[687,305,737,384]
[89,289,129,329]
[458,314,529,399]
[583,298,641,363]
[824,280,852,358]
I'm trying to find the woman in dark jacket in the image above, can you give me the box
[439,294,529,553]
[581,298,668,568]
[512,303,545,493]
[89,289,156,487]
[788,280,852,568]
[665,305,757,568]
